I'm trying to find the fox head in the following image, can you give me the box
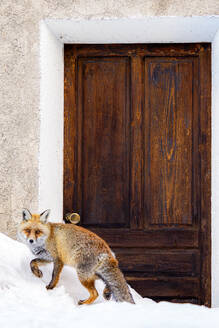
[17,209,51,248]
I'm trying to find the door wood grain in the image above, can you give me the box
[64,43,211,306]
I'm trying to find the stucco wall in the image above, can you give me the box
[1,0,219,238]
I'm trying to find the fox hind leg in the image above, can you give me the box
[78,277,98,305]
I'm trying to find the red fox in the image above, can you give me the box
[17,209,134,305]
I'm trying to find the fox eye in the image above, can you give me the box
[35,230,41,235]
[24,229,30,234]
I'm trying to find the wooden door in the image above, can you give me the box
[64,44,211,306]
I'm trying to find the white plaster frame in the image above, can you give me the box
[39,16,219,306]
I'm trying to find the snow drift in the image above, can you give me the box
[0,232,218,327]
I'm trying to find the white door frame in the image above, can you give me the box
[39,16,219,306]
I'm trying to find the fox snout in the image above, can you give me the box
[28,237,35,244]
[23,230,38,244]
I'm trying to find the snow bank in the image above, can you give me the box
[0,232,218,328]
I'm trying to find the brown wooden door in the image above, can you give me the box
[64,44,211,306]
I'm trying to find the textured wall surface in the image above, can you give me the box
[0,0,219,238]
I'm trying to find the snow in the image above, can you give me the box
[0,233,218,327]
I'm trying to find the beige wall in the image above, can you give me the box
[1,0,219,238]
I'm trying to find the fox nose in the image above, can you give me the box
[29,239,34,244]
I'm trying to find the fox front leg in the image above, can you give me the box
[46,258,63,290]
[30,258,49,278]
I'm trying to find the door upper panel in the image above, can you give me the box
[144,57,197,227]
[77,57,131,227]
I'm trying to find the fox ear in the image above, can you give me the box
[22,208,32,221]
[40,209,50,223]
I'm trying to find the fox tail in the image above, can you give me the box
[96,257,135,304]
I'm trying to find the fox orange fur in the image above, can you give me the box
[17,209,134,305]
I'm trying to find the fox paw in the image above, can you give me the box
[78,299,88,305]
[103,287,111,300]
[46,284,54,290]
[32,268,43,278]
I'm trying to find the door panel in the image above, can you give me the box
[64,44,211,306]
[126,277,200,299]
[116,249,200,277]
[144,58,194,226]
[78,57,130,227]
[90,228,198,248]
